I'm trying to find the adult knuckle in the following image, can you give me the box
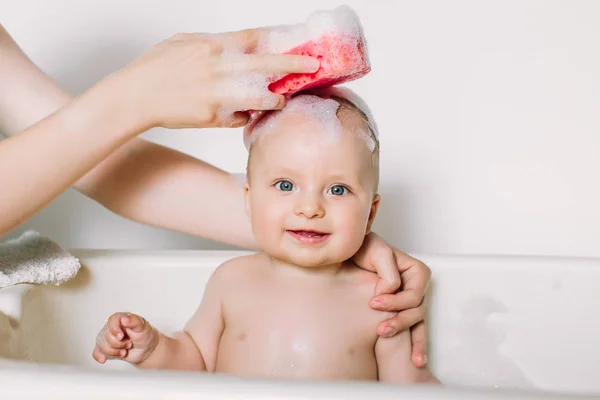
[194,39,223,56]
[207,40,224,55]
[197,105,219,125]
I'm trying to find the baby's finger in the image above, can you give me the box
[121,313,148,333]
[107,313,126,340]
[92,347,108,364]
[103,328,129,349]
[96,340,127,359]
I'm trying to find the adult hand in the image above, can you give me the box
[352,232,431,368]
[112,29,320,131]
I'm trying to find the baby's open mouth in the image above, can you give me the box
[287,230,331,244]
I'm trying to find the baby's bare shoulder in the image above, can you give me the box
[342,263,379,293]
[209,252,270,286]
[341,264,396,321]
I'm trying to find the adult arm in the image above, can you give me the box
[0,26,318,239]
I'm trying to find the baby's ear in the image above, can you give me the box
[365,194,381,235]
[243,182,251,217]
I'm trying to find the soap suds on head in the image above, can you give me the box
[312,86,379,150]
[244,95,342,149]
[244,86,379,153]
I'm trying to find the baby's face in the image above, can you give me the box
[244,110,379,268]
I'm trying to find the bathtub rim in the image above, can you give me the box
[0,358,594,400]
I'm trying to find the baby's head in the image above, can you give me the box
[243,87,381,268]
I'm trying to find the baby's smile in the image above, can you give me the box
[286,229,331,244]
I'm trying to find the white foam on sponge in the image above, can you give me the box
[257,5,366,55]
[244,86,378,152]
[215,5,368,121]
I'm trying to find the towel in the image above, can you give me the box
[0,230,80,288]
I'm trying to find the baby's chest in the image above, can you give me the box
[219,288,383,373]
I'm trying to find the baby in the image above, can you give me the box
[92,86,439,384]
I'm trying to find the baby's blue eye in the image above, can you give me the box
[329,185,348,196]
[275,180,295,192]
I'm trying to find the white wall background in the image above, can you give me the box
[1,0,599,257]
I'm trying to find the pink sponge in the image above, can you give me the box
[258,5,371,97]
[268,32,370,95]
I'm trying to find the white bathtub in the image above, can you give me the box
[0,250,598,399]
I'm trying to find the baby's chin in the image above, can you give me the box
[274,247,357,269]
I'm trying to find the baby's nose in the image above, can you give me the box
[294,194,325,219]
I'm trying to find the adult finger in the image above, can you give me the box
[219,53,320,74]
[396,250,432,283]
[396,252,431,301]
[376,305,424,338]
[212,28,272,53]
[353,233,401,295]
[410,321,428,368]
[225,93,286,112]
[370,288,423,312]
[220,111,250,128]
[370,247,402,295]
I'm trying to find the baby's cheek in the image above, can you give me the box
[335,210,370,257]
[251,203,284,242]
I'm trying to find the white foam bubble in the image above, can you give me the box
[245,95,342,149]
[214,5,367,122]
[243,86,378,154]
[257,5,365,54]
[311,86,379,152]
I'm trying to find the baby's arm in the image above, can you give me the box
[93,265,227,371]
[141,266,227,371]
[375,328,440,384]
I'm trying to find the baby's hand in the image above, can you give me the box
[92,312,159,365]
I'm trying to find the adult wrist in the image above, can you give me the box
[85,70,153,140]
